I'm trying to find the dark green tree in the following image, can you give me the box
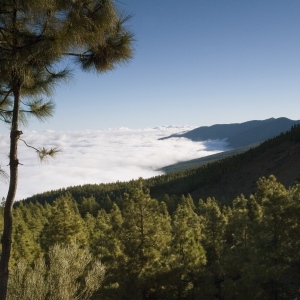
[90,207,124,299]
[221,195,262,299]
[0,0,133,297]
[198,197,226,263]
[197,197,226,299]
[40,194,87,250]
[79,196,101,217]
[251,176,294,299]
[90,209,116,261]
[168,195,206,299]
[120,184,172,299]
[11,211,40,265]
[222,176,297,299]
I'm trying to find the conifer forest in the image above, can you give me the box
[2,172,300,299]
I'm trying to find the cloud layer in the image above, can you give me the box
[0,126,228,200]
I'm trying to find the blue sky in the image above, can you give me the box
[4,0,300,131]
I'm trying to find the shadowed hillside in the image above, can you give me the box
[160,143,260,173]
[191,136,300,203]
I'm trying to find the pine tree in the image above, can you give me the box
[168,196,206,299]
[222,176,297,299]
[79,196,101,217]
[90,209,115,261]
[11,211,40,265]
[0,1,133,297]
[84,212,97,248]
[197,197,227,299]
[15,202,46,251]
[251,176,294,299]
[286,183,300,287]
[198,197,226,263]
[120,184,172,299]
[221,195,262,299]
[40,194,87,250]
[90,206,125,299]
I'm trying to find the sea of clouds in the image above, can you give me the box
[0,126,229,200]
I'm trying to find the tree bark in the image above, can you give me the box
[0,82,21,300]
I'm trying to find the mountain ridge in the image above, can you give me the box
[159,117,300,148]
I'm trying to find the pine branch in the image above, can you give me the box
[0,88,13,108]
[0,109,12,124]
[19,139,61,163]
[37,147,61,162]
[19,138,40,152]
[20,99,55,121]
[22,68,71,97]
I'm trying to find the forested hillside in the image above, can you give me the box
[160,143,260,173]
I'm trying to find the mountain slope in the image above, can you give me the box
[191,137,300,203]
[160,143,260,173]
[160,117,300,148]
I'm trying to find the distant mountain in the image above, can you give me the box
[159,117,300,148]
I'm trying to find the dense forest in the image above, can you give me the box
[0,125,299,299]
[1,175,300,299]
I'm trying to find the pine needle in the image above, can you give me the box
[37,147,61,163]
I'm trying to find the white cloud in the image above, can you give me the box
[0,126,228,200]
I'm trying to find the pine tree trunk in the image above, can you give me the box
[0,83,21,300]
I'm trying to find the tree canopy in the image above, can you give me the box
[2,175,300,299]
